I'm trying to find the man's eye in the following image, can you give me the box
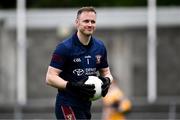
[91,21,95,24]
[84,20,89,23]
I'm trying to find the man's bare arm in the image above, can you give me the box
[99,67,113,82]
[46,66,67,90]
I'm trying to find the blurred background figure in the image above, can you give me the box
[102,80,132,120]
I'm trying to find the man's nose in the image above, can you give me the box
[88,22,92,26]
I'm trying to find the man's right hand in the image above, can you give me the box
[66,78,95,101]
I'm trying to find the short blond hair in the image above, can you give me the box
[77,6,96,19]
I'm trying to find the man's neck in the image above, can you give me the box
[77,31,91,46]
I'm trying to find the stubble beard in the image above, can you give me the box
[80,29,94,37]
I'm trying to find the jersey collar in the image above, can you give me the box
[72,32,94,48]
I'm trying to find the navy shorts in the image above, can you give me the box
[55,104,91,120]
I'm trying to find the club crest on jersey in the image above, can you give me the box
[73,69,84,76]
[96,55,102,64]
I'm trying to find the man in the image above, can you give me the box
[46,6,113,120]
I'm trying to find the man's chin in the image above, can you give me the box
[80,30,94,36]
[85,33,92,36]
[84,32,93,36]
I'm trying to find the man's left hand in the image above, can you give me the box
[98,76,111,97]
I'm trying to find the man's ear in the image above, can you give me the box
[75,19,79,26]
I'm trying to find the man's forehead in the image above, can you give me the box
[78,11,96,19]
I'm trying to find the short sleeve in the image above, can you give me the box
[98,45,109,69]
[49,43,68,70]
